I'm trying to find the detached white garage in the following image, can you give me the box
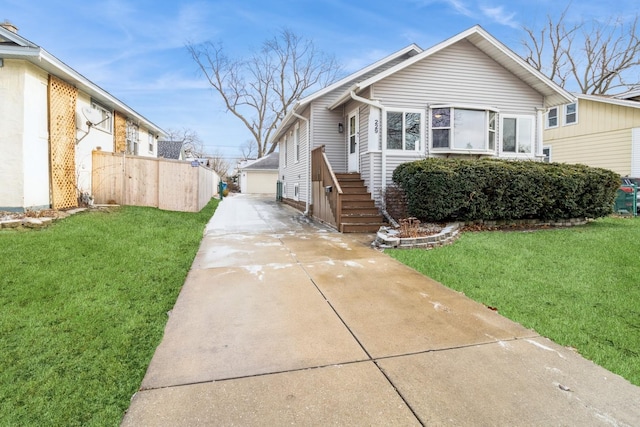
[239,152,279,194]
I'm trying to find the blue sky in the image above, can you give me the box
[2,0,638,161]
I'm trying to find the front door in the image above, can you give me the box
[347,110,359,172]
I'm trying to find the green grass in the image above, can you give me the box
[387,216,640,386]
[0,199,218,426]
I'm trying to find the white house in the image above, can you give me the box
[272,25,574,232]
[0,21,165,212]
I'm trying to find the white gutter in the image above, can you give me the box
[292,112,311,215]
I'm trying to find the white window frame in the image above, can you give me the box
[543,145,552,163]
[546,107,558,129]
[294,183,299,201]
[384,108,424,152]
[148,133,155,154]
[500,114,535,156]
[91,100,112,133]
[430,106,499,153]
[564,102,578,126]
[126,120,139,155]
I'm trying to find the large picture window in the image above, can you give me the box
[431,107,496,151]
[502,116,533,154]
[386,110,421,151]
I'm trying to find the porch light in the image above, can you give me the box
[338,123,344,133]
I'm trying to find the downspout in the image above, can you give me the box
[292,112,311,215]
[536,107,545,159]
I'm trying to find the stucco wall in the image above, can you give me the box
[0,60,50,211]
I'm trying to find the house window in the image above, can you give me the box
[502,116,534,154]
[431,107,496,151]
[283,135,288,167]
[294,124,300,163]
[546,107,558,128]
[126,120,139,155]
[565,102,577,125]
[91,100,112,133]
[148,133,155,153]
[543,146,551,163]
[294,183,299,201]
[386,110,421,151]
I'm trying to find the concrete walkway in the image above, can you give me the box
[122,194,640,426]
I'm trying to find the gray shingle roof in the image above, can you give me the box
[157,140,183,159]
[241,152,279,170]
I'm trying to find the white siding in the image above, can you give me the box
[374,40,543,113]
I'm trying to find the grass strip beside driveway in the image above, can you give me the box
[0,200,218,426]
[387,217,640,387]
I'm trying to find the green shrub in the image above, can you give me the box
[392,158,619,222]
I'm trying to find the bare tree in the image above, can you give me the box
[522,8,640,94]
[187,28,341,157]
[165,127,206,158]
[205,149,232,179]
[239,139,258,160]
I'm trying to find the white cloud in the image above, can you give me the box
[481,5,520,29]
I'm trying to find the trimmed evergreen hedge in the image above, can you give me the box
[392,158,619,222]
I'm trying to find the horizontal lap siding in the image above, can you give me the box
[373,40,543,114]
[544,99,640,175]
[548,129,631,175]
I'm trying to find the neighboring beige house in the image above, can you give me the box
[543,92,640,176]
[0,21,165,212]
[238,152,279,194]
[272,25,574,232]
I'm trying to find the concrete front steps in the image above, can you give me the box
[335,173,386,233]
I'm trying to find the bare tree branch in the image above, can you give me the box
[164,127,205,158]
[239,139,258,160]
[522,9,640,94]
[187,28,341,157]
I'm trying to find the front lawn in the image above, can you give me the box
[0,200,218,426]
[387,216,640,386]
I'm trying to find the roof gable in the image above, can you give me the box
[332,25,573,110]
[240,152,279,170]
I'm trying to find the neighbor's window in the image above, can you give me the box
[148,133,154,153]
[126,120,139,155]
[431,108,496,151]
[91,100,112,133]
[502,115,533,154]
[283,135,288,167]
[565,102,577,125]
[386,110,421,151]
[546,107,558,128]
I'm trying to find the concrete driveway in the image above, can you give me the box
[122,194,640,426]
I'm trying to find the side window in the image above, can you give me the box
[565,103,577,125]
[546,107,558,128]
[502,116,533,154]
[91,100,112,133]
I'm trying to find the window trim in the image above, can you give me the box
[429,105,499,154]
[90,99,113,134]
[546,106,558,129]
[384,108,424,153]
[148,133,155,154]
[543,145,552,163]
[500,114,535,156]
[564,102,578,126]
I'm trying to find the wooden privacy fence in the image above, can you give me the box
[92,151,220,212]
